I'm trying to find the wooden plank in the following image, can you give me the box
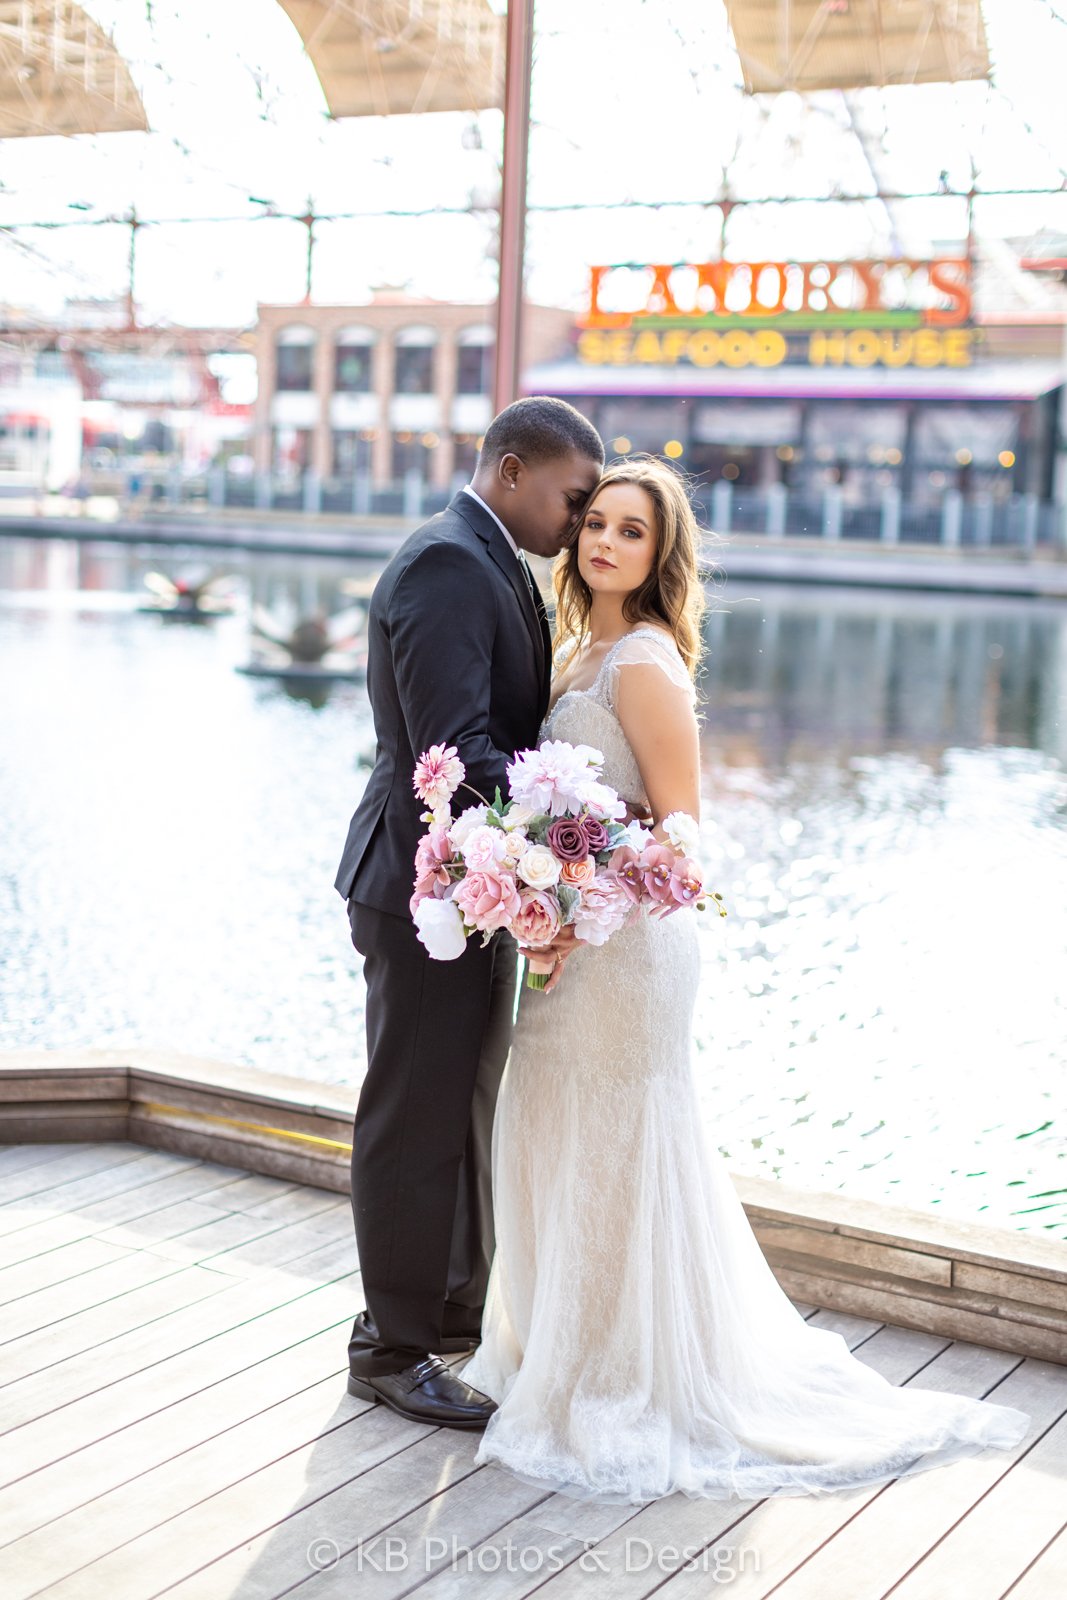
[0,1324,352,1547]
[732,1172,1067,1286]
[0,1240,212,1347]
[0,1143,150,1209]
[137,1203,353,1277]
[2,1239,360,1479]
[956,1258,1067,1317]
[1,1368,401,1594]
[1003,1524,1067,1599]
[770,1265,1067,1363]
[0,1235,136,1306]
[0,1144,83,1176]
[0,1111,130,1143]
[0,1262,241,1389]
[150,1428,538,1600]
[753,1219,953,1287]
[0,1160,253,1267]
[0,1147,208,1240]
[885,1406,1067,1599]
[666,1356,1065,1600]
[130,1119,350,1194]
[172,1171,303,1211]
[0,1070,129,1103]
[167,1206,354,1275]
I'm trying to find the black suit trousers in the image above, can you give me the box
[346,898,519,1376]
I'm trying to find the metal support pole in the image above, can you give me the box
[493,0,535,414]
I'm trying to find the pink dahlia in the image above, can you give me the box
[413,744,465,809]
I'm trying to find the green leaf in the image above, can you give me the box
[557,884,580,918]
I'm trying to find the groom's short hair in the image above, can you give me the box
[480,396,604,468]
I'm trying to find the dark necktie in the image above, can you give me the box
[516,548,537,605]
[517,549,553,705]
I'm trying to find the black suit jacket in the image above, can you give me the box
[335,490,552,917]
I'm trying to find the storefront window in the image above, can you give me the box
[394,326,437,394]
[392,433,433,481]
[335,326,375,394]
[456,326,494,395]
[275,326,315,392]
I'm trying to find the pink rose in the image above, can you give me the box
[410,823,454,912]
[608,845,645,904]
[454,865,522,935]
[572,872,633,947]
[512,888,561,948]
[559,855,596,888]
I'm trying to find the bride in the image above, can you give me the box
[459,455,1030,1504]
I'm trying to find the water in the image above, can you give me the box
[1,534,1064,1239]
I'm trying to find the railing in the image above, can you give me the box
[698,481,1066,551]
[53,464,1067,552]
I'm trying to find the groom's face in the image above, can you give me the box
[503,450,602,560]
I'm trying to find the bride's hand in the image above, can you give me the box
[518,924,580,994]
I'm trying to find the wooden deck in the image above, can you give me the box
[1,1141,1065,1600]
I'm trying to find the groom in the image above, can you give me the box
[335,396,604,1428]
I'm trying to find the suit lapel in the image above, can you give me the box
[451,491,547,685]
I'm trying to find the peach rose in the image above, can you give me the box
[559,855,596,888]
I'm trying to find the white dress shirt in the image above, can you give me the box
[462,484,521,562]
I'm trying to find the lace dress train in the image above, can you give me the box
[460,628,1031,1504]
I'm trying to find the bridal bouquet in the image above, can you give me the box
[408,739,726,989]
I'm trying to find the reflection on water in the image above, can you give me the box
[1,535,1064,1239]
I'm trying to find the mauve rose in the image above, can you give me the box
[546,817,588,862]
[512,888,561,948]
[560,855,596,888]
[581,816,610,855]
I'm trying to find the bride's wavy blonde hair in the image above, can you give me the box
[552,454,706,677]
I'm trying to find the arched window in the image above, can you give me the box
[456,324,494,396]
[275,325,316,392]
[334,324,376,394]
[394,325,438,395]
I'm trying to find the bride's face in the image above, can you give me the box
[576,482,658,600]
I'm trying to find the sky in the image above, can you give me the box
[0,0,1066,328]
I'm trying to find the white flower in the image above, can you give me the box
[502,803,538,830]
[507,740,605,817]
[663,811,700,856]
[618,820,655,852]
[516,843,563,889]
[579,778,627,822]
[459,824,508,871]
[501,829,529,864]
[413,896,467,960]
[448,804,488,849]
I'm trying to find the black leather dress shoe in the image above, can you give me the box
[347,1354,496,1429]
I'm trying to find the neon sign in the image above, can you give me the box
[576,259,975,369]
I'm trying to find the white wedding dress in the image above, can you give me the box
[460,626,1031,1504]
